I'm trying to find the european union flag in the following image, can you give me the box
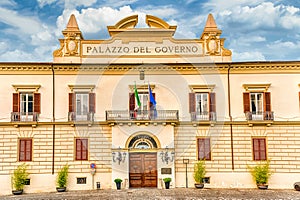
[148,83,156,106]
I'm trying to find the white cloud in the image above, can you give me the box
[0,49,36,62]
[101,0,139,8]
[202,1,300,31]
[37,0,97,9]
[37,0,58,7]
[0,41,8,51]
[56,6,140,35]
[136,5,178,19]
[0,7,43,35]
[0,0,16,6]
[279,14,300,29]
[230,36,266,47]
[31,26,55,46]
[267,40,300,49]
[233,51,266,61]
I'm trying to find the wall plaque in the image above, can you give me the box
[161,168,172,174]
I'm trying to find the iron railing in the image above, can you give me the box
[106,110,179,121]
[68,112,94,122]
[11,112,39,122]
[190,112,217,121]
[245,111,274,121]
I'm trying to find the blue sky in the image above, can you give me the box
[0,0,300,62]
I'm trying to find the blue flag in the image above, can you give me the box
[148,83,156,106]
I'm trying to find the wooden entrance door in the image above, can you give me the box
[129,153,157,187]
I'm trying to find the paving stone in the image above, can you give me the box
[1,188,300,200]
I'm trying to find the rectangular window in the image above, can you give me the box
[76,138,88,161]
[253,138,267,161]
[12,93,40,122]
[139,93,149,111]
[20,93,34,113]
[19,138,32,161]
[77,177,87,184]
[243,92,272,120]
[250,93,263,114]
[195,93,209,114]
[197,138,211,160]
[76,93,89,119]
[69,93,95,121]
[189,92,216,121]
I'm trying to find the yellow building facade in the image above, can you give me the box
[1,13,300,195]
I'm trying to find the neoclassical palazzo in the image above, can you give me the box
[0,13,300,195]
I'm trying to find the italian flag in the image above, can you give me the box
[134,83,141,110]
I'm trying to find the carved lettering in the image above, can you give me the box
[84,44,201,55]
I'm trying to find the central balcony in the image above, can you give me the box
[106,110,179,123]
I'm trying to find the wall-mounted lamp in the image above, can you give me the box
[140,70,145,80]
[160,146,175,164]
[112,148,127,165]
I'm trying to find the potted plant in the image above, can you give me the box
[193,160,206,189]
[248,160,272,190]
[163,177,172,189]
[11,163,29,195]
[114,178,122,190]
[56,164,69,192]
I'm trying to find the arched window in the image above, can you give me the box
[128,134,158,149]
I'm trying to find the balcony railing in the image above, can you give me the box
[245,111,274,121]
[106,110,179,121]
[190,112,217,121]
[68,112,94,122]
[11,112,39,122]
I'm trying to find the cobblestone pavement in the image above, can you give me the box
[1,188,300,200]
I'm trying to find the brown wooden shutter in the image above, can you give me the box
[129,93,135,111]
[253,138,259,161]
[89,93,95,113]
[189,93,195,113]
[76,139,88,160]
[260,139,266,160]
[69,93,75,112]
[197,138,211,161]
[13,93,20,112]
[34,93,41,113]
[209,93,216,112]
[253,138,266,161]
[204,138,211,160]
[19,139,32,161]
[26,139,32,161]
[82,139,88,160]
[76,139,81,160]
[264,92,271,112]
[19,139,25,161]
[243,92,250,113]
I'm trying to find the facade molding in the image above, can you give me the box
[12,84,41,92]
[242,83,271,92]
[1,62,300,75]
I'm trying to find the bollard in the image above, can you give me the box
[96,182,101,189]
